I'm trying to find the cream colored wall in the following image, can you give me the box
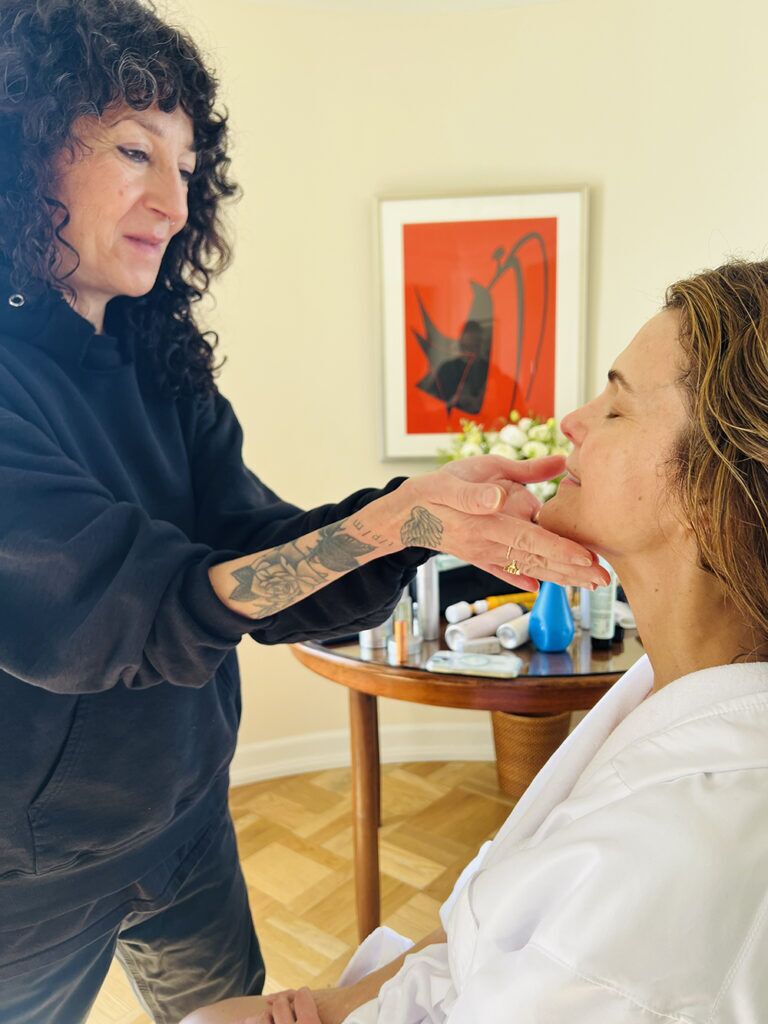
[172,0,768,749]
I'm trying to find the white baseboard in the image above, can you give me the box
[230,721,496,787]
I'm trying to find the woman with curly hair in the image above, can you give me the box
[186,262,768,1024]
[0,2,604,1021]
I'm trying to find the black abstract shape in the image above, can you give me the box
[411,232,549,421]
[414,281,492,415]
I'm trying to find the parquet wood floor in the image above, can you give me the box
[86,760,515,1024]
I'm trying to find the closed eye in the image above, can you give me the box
[118,146,193,184]
[605,411,621,419]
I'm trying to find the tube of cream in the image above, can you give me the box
[444,603,523,651]
[497,612,531,650]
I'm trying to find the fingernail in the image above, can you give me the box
[575,557,592,566]
[482,485,503,509]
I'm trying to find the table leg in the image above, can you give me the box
[371,700,381,828]
[349,690,381,941]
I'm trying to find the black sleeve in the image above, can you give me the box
[0,410,263,694]
[182,391,430,646]
[0,401,426,695]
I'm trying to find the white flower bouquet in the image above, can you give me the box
[437,411,571,502]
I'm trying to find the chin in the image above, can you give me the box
[538,487,593,547]
[119,276,160,298]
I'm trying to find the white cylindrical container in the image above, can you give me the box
[359,613,393,649]
[444,603,523,651]
[416,557,440,640]
[579,587,591,630]
[445,600,472,624]
[590,558,617,649]
[456,636,502,655]
[497,612,531,650]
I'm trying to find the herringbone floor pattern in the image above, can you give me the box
[87,760,515,1024]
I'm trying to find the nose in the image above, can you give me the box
[146,161,188,233]
[560,405,585,447]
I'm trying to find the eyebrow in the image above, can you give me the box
[607,368,636,395]
[110,115,196,155]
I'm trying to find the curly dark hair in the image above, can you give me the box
[0,0,240,396]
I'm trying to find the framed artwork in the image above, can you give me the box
[378,189,588,459]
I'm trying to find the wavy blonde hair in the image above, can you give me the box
[665,260,768,649]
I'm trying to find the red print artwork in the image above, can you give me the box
[404,217,557,435]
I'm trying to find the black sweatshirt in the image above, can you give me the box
[0,264,425,958]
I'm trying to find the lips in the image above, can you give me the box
[564,463,581,484]
[125,235,164,247]
[124,235,167,261]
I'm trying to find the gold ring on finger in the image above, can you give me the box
[504,558,521,576]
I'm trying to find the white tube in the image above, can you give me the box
[497,612,531,650]
[444,603,523,651]
[456,636,502,655]
[445,600,472,624]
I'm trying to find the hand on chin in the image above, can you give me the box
[537,492,589,549]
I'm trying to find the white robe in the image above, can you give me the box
[341,656,768,1023]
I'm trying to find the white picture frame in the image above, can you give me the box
[378,188,588,459]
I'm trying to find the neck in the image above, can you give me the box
[62,288,106,334]
[614,551,759,692]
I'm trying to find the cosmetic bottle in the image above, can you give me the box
[529,582,575,653]
[444,603,523,651]
[359,612,393,650]
[497,612,531,650]
[387,587,421,664]
[456,636,503,655]
[415,557,440,641]
[394,587,413,631]
[579,587,591,630]
[473,593,535,614]
[445,592,534,624]
[590,558,617,650]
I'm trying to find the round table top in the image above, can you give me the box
[291,625,645,715]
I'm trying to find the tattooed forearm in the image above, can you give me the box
[307,520,377,572]
[228,540,328,616]
[400,505,444,548]
[351,517,395,549]
[223,518,385,618]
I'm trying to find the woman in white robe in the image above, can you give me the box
[183,259,768,1024]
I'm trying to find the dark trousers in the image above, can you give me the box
[2,813,265,1024]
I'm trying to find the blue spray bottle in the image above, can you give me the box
[529,582,575,653]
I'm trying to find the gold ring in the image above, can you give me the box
[504,559,521,576]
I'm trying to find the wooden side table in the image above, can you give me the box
[291,627,642,940]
